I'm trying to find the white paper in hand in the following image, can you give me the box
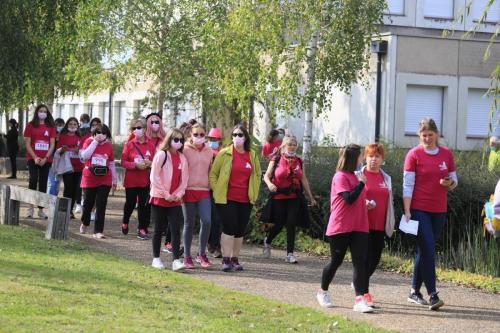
[399,215,419,235]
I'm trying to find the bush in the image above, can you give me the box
[250,146,500,277]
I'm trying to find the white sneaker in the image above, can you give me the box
[90,211,96,221]
[316,290,334,308]
[285,253,298,264]
[26,207,34,218]
[38,209,48,219]
[79,224,87,234]
[74,204,82,214]
[353,296,374,313]
[172,259,185,272]
[152,258,165,270]
[93,233,105,239]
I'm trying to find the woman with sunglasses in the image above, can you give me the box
[79,124,117,239]
[209,125,261,271]
[57,117,84,219]
[121,118,156,240]
[150,128,189,271]
[23,104,57,219]
[182,123,214,268]
[145,113,166,150]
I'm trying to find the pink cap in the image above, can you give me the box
[208,128,223,139]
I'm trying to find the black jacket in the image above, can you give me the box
[6,127,19,153]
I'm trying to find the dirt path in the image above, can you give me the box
[3,176,499,333]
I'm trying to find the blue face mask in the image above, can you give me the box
[57,126,63,133]
[80,122,90,129]
[208,141,220,150]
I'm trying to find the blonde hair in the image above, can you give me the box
[129,118,146,132]
[279,135,298,153]
[418,118,439,146]
[159,128,185,152]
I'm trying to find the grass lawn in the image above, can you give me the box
[0,225,391,333]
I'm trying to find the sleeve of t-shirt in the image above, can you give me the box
[23,124,32,138]
[447,149,456,172]
[404,149,416,172]
[333,172,353,194]
[120,143,136,170]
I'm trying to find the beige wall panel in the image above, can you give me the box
[459,41,500,78]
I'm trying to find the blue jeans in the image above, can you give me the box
[47,168,60,196]
[182,197,212,257]
[411,209,446,295]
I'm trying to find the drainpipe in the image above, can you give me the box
[371,40,388,142]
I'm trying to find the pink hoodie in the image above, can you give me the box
[183,142,213,191]
[149,150,189,201]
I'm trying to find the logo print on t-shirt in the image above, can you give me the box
[379,182,388,189]
[44,130,49,136]
[145,150,151,157]
[439,161,448,171]
[294,165,300,171]
[178,163,182,170]
[245,162,252,169]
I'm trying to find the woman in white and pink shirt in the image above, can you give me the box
[150,128,189,271]
[403,118,457,310]
[79,124,117,239]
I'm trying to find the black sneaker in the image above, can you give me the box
[429,292,444,311]
[121,224,129,235]
[408,291,429,305]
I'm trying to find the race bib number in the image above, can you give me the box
[35,141,49,151]
[134,157,144,165]
[91,156,107,166]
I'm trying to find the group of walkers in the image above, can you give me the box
[16,103,457,314]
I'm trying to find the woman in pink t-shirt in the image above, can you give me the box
[359,143,395,308]
[23,104,57,219]
[316,144,373,313]
[79,124,117,239]
[403,118,457,310]
[262,135,316,263]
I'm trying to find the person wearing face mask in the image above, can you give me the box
[209,125,261,272]
[262,135,316,263]
[57,117,84,219]
[6,119,19,179]
[120,119,156,240]
[261,129,282,160]
[73,114,92,215]
[46,118,66,197]
[355,143,395,308]
[145,113,166,150]
[316,144,373,313]
[206,127,224,258]
[181,123,214,268]
[23,104,57,219]
[79,124,117,239]
[149,128,189,271]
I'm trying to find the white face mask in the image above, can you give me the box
[232,136,245,146]
[38,112,47,120]
[192,136,205,145]
[134,128,143,138]
[151,123,160,131]
[285,151,296,157]
[171,141,183,150]
[68,127,78,133]
[95,134,106,143]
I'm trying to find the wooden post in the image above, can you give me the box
[46,197,71,240]
[0,185,10,225]
[9,199,20,226]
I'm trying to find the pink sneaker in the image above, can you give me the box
[195,253,212,268]
[183,256,195,269]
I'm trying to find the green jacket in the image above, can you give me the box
[209,145,261,204]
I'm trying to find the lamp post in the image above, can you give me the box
[371,40,388,143]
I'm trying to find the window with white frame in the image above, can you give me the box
[117,101,128,135]
[405,85,443,135]
[385,0,405,15]
[424,0,454,19]
[56,104,64,118]
[60,105,70,120]
[102,102,109,126]
[466,89,499,138]
[473,0,500,23]
[84,103,93,118]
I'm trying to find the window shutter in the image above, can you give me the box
[424,0,454,19]
[473,0,500,22]
[385,0,405,15]
[405,85,443,134]
[467,89,499,138]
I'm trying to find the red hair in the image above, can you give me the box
[364,143,385,159]
[146,114,166,140]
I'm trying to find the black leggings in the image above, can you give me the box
[82,185,111,234]
[8,150,17,177]
[266,198,300,253]
[321,232,369,296]
[366,230,385,291]
[27,160,51,208]
[123,187,151,230]
[62,172,82,213]
[151,204,183,259]
[217,201,252,238]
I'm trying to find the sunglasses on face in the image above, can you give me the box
[232,133,244,137]
[192,133,205,138]
[151,120,160,125]
[94,131,102,135]
[172,137,184,143]
[132,126,142,130]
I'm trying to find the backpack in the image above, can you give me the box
[482,194,500,238]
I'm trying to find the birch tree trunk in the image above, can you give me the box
[302,32,318,160]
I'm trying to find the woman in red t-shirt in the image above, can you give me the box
[261,129,282,160]
[23,104,57,219]
[403,118,457,310]
[121,118,156,240]
[359,143,395,308]
[316,144,373,313]
[57,117,84,219]
[79,124,117,239]
[149,128,189,272]
[262,135,316,263]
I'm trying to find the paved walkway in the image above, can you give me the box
[3,176,499,333]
